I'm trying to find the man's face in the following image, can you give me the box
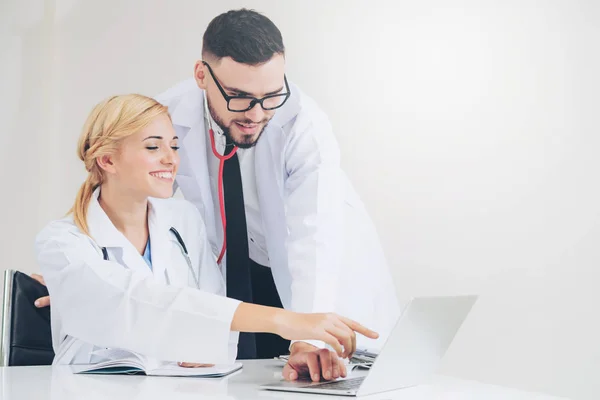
[195,55,286,148]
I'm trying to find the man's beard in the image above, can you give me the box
[207,102,270,149]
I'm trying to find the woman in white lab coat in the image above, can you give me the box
[35,94,377,367]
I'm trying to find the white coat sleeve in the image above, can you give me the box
[35,221,241,364]
[283,107,345,341]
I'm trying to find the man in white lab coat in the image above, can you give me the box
[156,9,400,381]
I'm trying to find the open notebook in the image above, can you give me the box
[69,350,242,377]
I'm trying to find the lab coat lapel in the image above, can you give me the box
[119,245,156,281]
[172,91,218,247]
[87,189,153,279]
[255,126,291,307]
[253,89,302,308]
[254,80,300,199]
[146,199,172,285]
[255,125,284,198]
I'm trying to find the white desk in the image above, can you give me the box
[0,360,568,400]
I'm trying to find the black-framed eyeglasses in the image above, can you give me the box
[202,61,291,112]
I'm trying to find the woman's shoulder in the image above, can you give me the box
[35,215,93,249]
[148,197,204,231]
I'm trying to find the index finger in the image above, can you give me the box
[339,316,379,339]
[34,296,50,308]
[283,363,299,381]
[350,328,356,358]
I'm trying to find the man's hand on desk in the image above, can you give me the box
[283,342,347,382]
[31,274,51,307]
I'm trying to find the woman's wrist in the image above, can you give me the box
[232,302,290,335]
[270,307,291,336]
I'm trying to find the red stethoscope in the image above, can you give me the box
[208,128,238,265]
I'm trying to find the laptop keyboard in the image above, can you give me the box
[304,376,365,391]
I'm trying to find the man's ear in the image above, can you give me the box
[96,154,116,174]
[194,60,209,90]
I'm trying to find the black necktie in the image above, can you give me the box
[222,138,257,359]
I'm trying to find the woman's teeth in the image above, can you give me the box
[150,172,173,179]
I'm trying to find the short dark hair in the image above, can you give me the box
[202,9,285,65]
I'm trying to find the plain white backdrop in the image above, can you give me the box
[1,1,599,398]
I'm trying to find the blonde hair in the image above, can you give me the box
[70,94,170,235]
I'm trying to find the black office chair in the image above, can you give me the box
[1,270,54,366]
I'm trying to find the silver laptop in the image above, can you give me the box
[261,295,477,397]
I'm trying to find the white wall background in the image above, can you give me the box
[1,0,599,398]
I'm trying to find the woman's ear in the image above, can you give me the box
[96,154,116,174]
